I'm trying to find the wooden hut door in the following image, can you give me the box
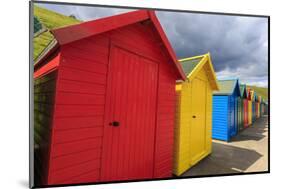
[100,46,158,181]
[190,78,207,165]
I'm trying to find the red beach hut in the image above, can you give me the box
[34,10,185,185]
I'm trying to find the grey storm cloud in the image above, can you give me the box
[156,12,268,72]
[36,3,268,87]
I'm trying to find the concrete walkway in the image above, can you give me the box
[181,115,268,177]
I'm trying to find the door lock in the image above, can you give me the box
[192,115,196,118]
[109,121,120,127]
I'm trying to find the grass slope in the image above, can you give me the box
[248,85,268,101]
[33,5,81,61]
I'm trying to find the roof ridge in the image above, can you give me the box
[34,9,186,80]
[214,78,240,95]
[51,10,150,45]
[178,53,219,90]
[179,53,207,62]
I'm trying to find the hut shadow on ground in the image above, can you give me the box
[230,133,265,142]
[180,142,263,177]
[179,115,268,177]
[231,116,268,142]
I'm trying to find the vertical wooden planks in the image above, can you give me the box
[101,46,158,181]
[153,62,176,178]
[212,96,229,141]
[205,74,213,156]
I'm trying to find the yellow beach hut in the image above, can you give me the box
[247,88,253,125]
[174,53,219,176]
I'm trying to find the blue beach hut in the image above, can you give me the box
[212,79,241,141]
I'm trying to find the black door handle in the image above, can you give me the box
[109,121,120,127]
[192,115,196,118]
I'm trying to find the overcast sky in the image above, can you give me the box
[36,3,268,87]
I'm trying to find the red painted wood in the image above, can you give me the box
[46,34,110,185]
[148,11,185,79]
[51,137,102,157]
[108,26,166,62]
[69,170,100,184]
[58,79,106,95]
[61,55,108,74]
[62,45,109,66]
[34,44,60,71]
[49,159,100,184]
[100,46,158,181]
[37,14,179,185]
[51,10,185,80]
[54,116,104,130]
[50,148,101,171]
[55,104,104,117]
[59,67,107,85]
[153,62,176,178]
[52,10,150,45]
[34,52,60,79]
[52,127,103,144]
[56,92,105,105]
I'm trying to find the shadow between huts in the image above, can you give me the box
[231,116,268,142]
[230,133,265,142]
[180,142,262,177]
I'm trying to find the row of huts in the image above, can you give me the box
[33,10,268,186]
[212,79,267,142]
[173,57,267,175]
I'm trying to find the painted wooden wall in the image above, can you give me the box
[248,101,252,125]
[237,97,244,131]
[229,95,237,138]
[212,96,229,141]
[46,21,177,184]
[173,66,213,176]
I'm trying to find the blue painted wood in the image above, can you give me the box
[212,96,229,141]
[229,95,235,137]
[234,97,236,135]
[212,79,240,142]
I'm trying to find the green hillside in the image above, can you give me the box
[248,85,268,101]
[33,5,81,61]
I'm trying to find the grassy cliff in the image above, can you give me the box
[33,5,81,61]
[248,85,268,101]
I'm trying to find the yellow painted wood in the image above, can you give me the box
[173,63,215,176]
[250,91,255,102]
[248,100,252,125]
[256,103,260,118]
